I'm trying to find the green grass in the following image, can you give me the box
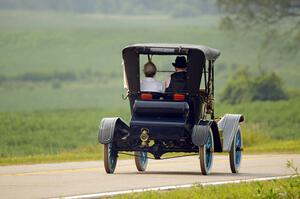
[216,98,300,139]
[0,98,299,165]
[0,12,224,76]
[0,81,126,111]
[0,10,299,112]
[0,11,299,83]
[0,145,102,166]
[0,107,128,165]
[1,139,299,166]
[0,108,129,157]
[0,10,299,165]
[246,140,300,153]
[116,176,300,199]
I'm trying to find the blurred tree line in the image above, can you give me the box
[217,0,300,52]
[0,0,217,17]
[220,69,289,104]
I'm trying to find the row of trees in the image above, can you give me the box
[0,0,217,16]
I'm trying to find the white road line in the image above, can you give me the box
[50,175,298,199]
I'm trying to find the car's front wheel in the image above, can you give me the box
[134,151,148,172]
[104,143,118,174]
[229,128,242,173]
[199,129,214,175]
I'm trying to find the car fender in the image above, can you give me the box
[192,120,222,151]
[98,117,129,144]
[218,114,244,152]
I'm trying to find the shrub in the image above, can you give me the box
[251,72,288,101]
[220,69,288,104]
[220,69,253,104]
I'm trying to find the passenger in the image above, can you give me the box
[140,61,164,93]
[165,56,187,93]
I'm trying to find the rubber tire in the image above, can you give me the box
[199,129,214,175]
[229,128,242,173]
[104,143,118,174]
[134,151,148,172]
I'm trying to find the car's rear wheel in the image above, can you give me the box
[229,128,242,173]
[134,151,148,172]
[104,143,118,174]
[199,129,214,175]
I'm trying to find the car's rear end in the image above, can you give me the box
[126,92,199,158]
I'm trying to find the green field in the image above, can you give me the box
[1,99,299,165]
[0,11,299,112]
[0,10,299,165]
[116,176,300,199]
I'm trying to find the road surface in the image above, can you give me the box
[0,154,299,199]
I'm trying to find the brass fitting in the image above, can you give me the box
[140,129,149,147]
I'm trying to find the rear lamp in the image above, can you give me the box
[141,93,153,100]
[173,94,185,101]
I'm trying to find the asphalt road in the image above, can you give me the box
[0,154,299,199]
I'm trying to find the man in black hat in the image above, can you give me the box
[165,56,187,93]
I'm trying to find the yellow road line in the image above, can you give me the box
[0,167,100,177]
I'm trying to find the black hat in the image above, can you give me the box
[172,56,187,68]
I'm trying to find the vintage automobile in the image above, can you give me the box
[98,43,244,175]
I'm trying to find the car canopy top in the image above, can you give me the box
[122,43,220,95]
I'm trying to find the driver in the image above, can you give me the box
[140,61,164,93]
[165,56,187,93]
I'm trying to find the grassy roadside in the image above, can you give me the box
[0,98,300,166]
[0,140,299,166]
[115,176,300,199]
[246,140,300,154]
[0,145,102,166]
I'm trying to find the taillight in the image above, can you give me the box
[141,93,153,100]
[173,94,185,101]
